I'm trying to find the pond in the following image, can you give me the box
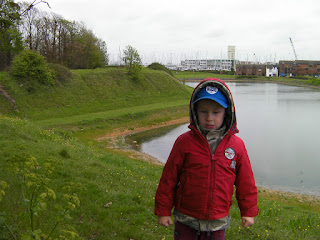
[126,81,320,196]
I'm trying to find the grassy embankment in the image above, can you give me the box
[0,68,320,239]
[0,68,191,132]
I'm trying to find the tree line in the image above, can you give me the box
[0,0,109,70]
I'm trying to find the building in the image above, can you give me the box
[180,59,237,71]
[228,46,236,60]
[228,46,236,70]
[236,63,278,77]
[279,60,320,77]
[266,66,278,77]
[180,45,237,71]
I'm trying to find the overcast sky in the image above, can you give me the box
[35,0,320,65]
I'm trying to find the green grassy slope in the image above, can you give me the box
[0,68,192,121]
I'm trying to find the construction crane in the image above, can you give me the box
[289,37,298,60]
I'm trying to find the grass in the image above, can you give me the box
[0,115,165,239]
[1,68,320,239]
[0,68,192,121]
[35,100,189,128]
[174,71,236,80]
[0,115,319,239]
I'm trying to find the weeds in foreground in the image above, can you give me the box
[0,153,81,240]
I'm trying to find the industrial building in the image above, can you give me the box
[179,46,237,71]
[180,59,237,71]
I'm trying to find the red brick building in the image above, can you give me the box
[279,60,320,76]
[236,63,277,76]
[236,60,320,77]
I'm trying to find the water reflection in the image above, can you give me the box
[126,82,320,196]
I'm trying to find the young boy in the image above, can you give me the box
[154,78,259,239]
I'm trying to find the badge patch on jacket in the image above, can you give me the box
[225,147,235,160]
[230,160,236,169]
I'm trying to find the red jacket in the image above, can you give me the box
[154,78,259,220]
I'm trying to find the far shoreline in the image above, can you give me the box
[178,77,320,90]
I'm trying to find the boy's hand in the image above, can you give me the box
[241,217,254,228]
[158,216,173,227]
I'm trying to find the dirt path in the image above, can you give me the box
[0,84,20,112]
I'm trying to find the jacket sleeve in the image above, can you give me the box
[154,135,186,216]
[235,139,259,217]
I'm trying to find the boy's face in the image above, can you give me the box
[196,99,225,130]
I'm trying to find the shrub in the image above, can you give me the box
[48,63,73,84]
[148,62,173,76]
[10,50,54,91]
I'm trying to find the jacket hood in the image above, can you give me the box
[189,78,239,136]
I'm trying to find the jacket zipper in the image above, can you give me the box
[206,145,215,219]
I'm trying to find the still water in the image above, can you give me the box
[126,82,320,196]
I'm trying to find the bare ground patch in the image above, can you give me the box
[95,116,189,166]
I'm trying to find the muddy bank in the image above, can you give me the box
[96,116,189,141]
[96,117,189,166]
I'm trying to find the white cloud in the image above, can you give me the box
[34,0,320,64]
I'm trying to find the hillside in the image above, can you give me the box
[0,68,192,122]
[1,105,319,239]
[0,68,192,239]
[1,69,320,239]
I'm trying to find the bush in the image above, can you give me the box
[129,65,142,82]
[148,62,173,76]
[48,63,73,84]
[10,50,54,91]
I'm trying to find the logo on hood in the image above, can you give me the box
[225,147,235,160]
[206,86,218,94]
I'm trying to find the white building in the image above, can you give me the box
[180,59,237,71]
[266,66,279,77]
[228,46,236,70]
[180,45,237,71]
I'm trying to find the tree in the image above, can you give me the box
[0,0,23,70]
[19,1,40,50]
[122,45,142,80]
[0,0,50,70]
[19,8,108,69]
[75,26,108,69]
